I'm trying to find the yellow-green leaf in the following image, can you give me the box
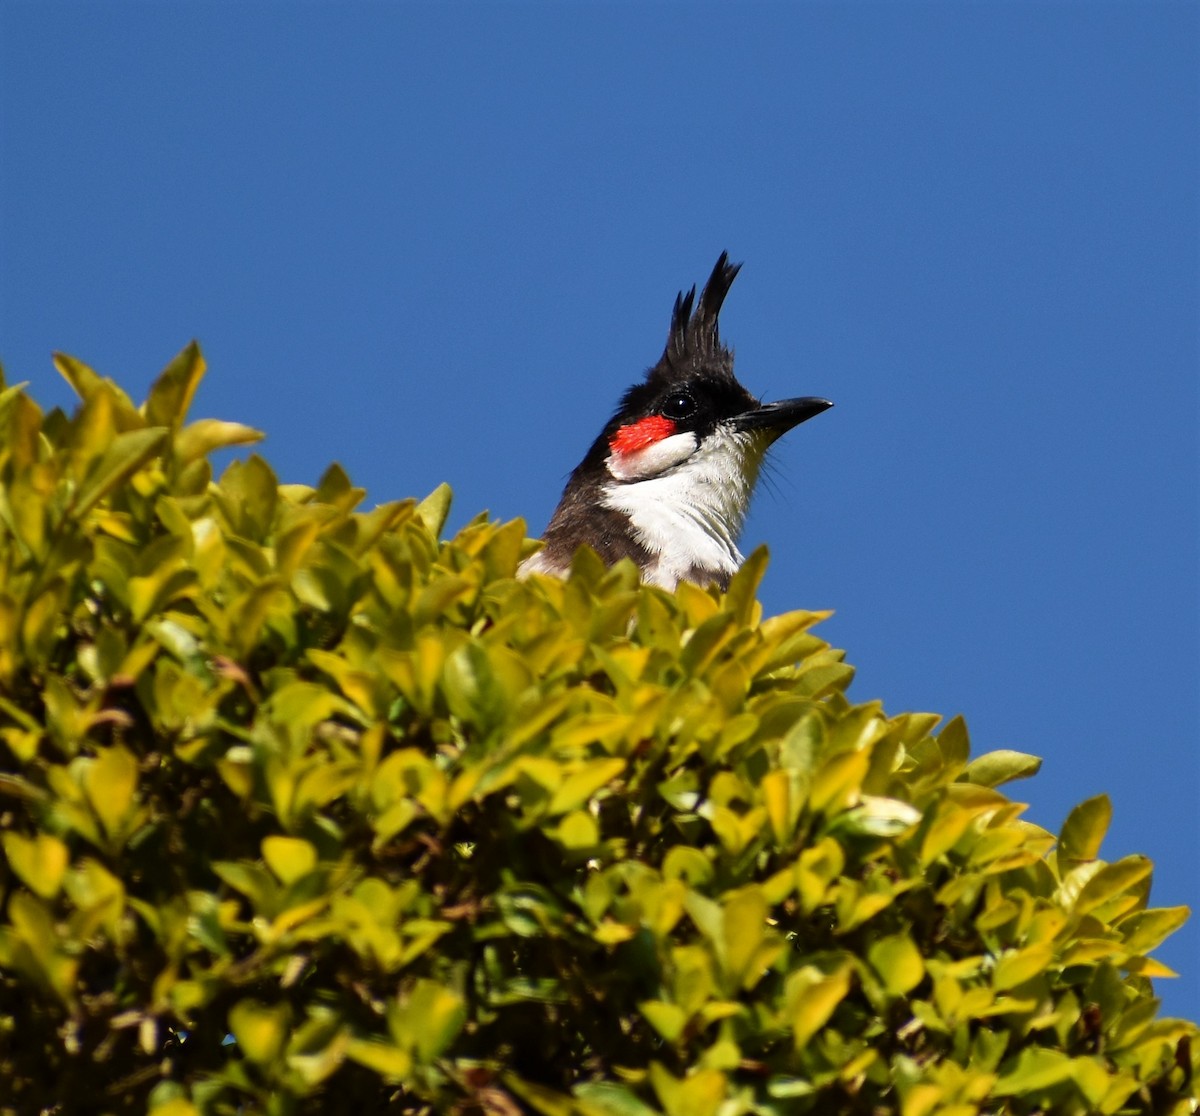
[640,1000,688,1042]
[144,341,206,428]
[82,746,139,837]
[1058,794,1111,862]
[993,943,1054,990]
[762,769,794,844]
[548,758,626,814]
[868,932,925,996]
[261,836,317,885]
[416,482,453,538]
[648,1063,726,1116]
[54,352,138,419]
[387,979,466,1061]
[809,748,869,814]
[555,809,599,849]
[2,833,69,899]
[174,418,264,465]
[961,749,1041,788]
[786,962,852,1048]
[722,887,767,987]
[69,386,116,481]
[724,545,768,625]
[936,714,970,774]
[1117,906,1191,954]
[1073,856,1153,917]
[75,427,168,516]
[228,999,290,1065]
[149,1099,200,1116]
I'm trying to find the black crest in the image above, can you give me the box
[662,251,742,375]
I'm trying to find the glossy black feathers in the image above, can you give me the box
[664,252,742,375]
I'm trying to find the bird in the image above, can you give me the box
[518,253,832,591]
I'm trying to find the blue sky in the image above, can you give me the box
[2,3,1197,1016]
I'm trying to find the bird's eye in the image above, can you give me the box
[660,392,696,420]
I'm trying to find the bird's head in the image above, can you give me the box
[523,252,832,590]
[588,253,832,488]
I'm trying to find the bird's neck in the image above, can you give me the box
[599,427,764,590]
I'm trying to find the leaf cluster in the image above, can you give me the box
[0,347,1195,1116]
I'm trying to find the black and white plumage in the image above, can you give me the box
[519,254,832,590]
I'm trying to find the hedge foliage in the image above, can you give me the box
[0,345,1195,1116]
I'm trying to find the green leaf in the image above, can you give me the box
[387,979,466,1061]
[868,932,925,996]
[723,544,768,624]
[313,461,365,511]
[480,516,527,579]
[5,891,79,1003]
[1,390,40,472]
[648,1063,726,1116]
[54,352,138,422]
[74,427,168,516]
[1117,906,1190,953]
[662,846,713,887]
[761,769,796,844]
[573,1081,661,1116]
[961,748,1042,788]
[993,943,1054,990]
[2,833,69,899]
[148,1099,199,1116]
[795,837,844,912]
[217,454,278,540]
[936,714,971,775]
[68,386,118,482]
[20,583,70,673]
[228,999,290,1065]
[720,887,780,991]
[174,418,264,465]
[1058,794,1111,862]
[548,758,626,814]
[261,836,317,885]
[143,341,205,428]
[82,746,139,838]
[1073,856,1153,917]
[442,642,530,733]
[504,1075,577,1116]
[992,1047,1075,1096]
[639,999,688,1042]
[416,482,453,538]
[552,810,599,850]
[829,795,921,839]
[809,747,869,814]
[345,1038,412,1080]
[786,961,852,1048]
[211,861,278,912]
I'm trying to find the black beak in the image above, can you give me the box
[732,396,833,437]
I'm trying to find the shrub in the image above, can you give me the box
[0,345,1195,1116]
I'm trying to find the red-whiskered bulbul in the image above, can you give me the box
[519,253,832,591]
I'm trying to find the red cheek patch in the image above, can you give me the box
[609,415,676,455]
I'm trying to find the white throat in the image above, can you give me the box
[601,425,769,589]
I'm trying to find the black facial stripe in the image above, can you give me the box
[649,378,757,437]
[581,373,759,474]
